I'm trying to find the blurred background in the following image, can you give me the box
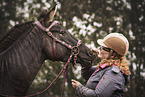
[0,0,145,97]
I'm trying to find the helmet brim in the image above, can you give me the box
[97,39,107,47]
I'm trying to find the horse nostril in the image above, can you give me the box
[93,53,97,57]
[89,50,96,58]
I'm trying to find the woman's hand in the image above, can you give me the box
[71,79,81,89]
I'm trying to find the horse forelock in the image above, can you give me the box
[0,21,34,53]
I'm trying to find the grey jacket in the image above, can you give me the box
[76,64,130,97]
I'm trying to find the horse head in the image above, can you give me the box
[36,5,96,67]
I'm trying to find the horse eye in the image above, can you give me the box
[60,30,65,34]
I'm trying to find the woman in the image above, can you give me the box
[72,33,131,97]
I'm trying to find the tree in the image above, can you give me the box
[127,0,145,97]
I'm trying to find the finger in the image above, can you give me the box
[72,82,76,88]
[71,79,76,82]
[72,82,74,86]
[71,79,75,81]
[72,81,75,84]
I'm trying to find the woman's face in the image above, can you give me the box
[98,46,110,59]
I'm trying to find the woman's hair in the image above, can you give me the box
[97,56,131,75]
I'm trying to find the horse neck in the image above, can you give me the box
[0,26,46,95]
[1,25,45,66]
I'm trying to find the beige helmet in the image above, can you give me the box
[97,33,129,56]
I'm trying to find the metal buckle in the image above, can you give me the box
[71,46,79,55]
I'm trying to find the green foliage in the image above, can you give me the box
[0,0,145,97]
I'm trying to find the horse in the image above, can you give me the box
[0,5,96,96]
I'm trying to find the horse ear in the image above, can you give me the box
[38,4,57,26]
[43,4,57,25]
[48,4,57,22]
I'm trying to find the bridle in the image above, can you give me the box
[33,21,83,96]
[0,21,83,97]
[35,20,82,64]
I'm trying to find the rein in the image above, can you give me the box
[0,54,73,97]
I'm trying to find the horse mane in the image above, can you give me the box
[0,21,33,53]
